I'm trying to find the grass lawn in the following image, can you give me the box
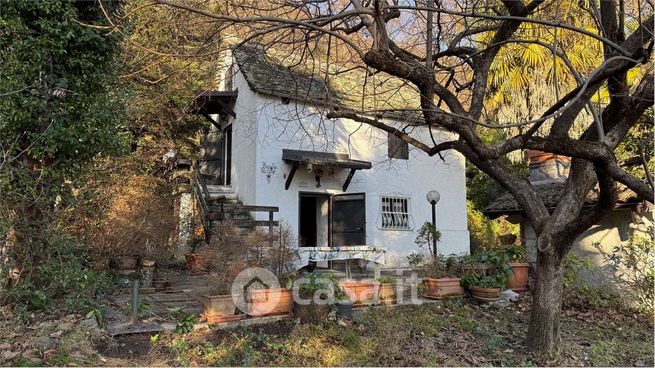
[89,299,653,367]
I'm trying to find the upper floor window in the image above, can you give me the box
[380,196,413,230]
[388,132,408,160]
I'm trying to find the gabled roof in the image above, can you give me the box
[234,45,337,105]
[483,181,642,218]
[232,44,424,123]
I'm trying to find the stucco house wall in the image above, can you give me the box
[222,57,470,267]
[227,69,260,207]
[521,206,652,289]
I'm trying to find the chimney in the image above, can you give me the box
[526,150,570,183]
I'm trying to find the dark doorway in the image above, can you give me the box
[299,196,317,247]
[332,193,366,246]
[223,124,232,185]
[298,193,331,247]
[299,192,366,248]
[204,123,232,186]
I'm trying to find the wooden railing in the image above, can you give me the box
[191,161,212,236]
[240,205,279,235]
[191,160,279,238]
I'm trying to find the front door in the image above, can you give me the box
[331,193,366,246]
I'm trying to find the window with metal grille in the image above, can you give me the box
[380,196,413,230]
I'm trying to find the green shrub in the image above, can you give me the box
[415,222,441,254]
[467,200,497,249]
[563,251,592,289]
[289,272,339,302]
[460,249,513,289]
[170,307,198,334]
[376,276,395,284]
[2,234,113,315]
[466,200,520,252]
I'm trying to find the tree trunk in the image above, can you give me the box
[526,239,566,357]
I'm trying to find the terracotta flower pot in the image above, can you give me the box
[507,262,529,291]
[339,280,380,305]
[470,286,501,302]
[378,283,397,304]
[185,253,209,275]
[200,294,243,323]
[247,288,293,317]
[423,277,464,299]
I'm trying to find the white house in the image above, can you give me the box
[194,44,469,268]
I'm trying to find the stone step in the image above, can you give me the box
[227,213,252,220]
[209,192,237,200]
[206,185,235,193]
[232,219,279,228]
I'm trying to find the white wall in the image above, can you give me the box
[228,90,469,267]
[229,69,259,206]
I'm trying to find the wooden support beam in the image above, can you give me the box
[268,211,274,245]
[201,113,221,129]
[285,163,298,190]
[213,98,237,118]
[342,168,357,191]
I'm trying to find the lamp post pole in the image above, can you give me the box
[431,202,437,257]
[426,190,441,259]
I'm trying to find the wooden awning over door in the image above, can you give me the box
[282,149,372,191]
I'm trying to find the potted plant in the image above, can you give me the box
[505,244,530,291]
[335,291,354,319]
[291,272,338,323]
[466,276,505,301]
[197,221,248,323]
[244,225,297,317]
[247,282,294,317]
[185,236,210,275]
[461,250,512,302]
[338,279,380,306]
[411,253,465,299]
[376,276,397,304]
[411,222,464,299]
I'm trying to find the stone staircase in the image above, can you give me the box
[204,185,279,232]
[190,162,279,238]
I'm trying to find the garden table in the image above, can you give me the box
[296,246,386,279]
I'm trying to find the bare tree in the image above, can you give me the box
[151,0,654,356]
